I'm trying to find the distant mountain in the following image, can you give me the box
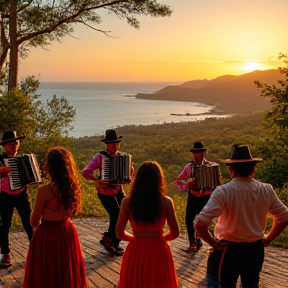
[136,69,283,114]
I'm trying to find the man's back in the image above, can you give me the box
[200,178,288,242]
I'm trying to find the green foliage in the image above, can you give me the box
[255,54,288,143]
[0,88,37,133]
[79,180,108,218]
[255,139,288,188]
[19,75,41,96]
[0,77,76,166]
[275,183,288,207]
[254,54,288,188]
[0,70,7,91]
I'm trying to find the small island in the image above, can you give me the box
[171,112,211,116]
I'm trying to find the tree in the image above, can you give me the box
[0,75,76,165]
[255,54,288,144]
[0,0,172,91]
[254,54,288,188]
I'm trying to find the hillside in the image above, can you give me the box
[136,69,283,114]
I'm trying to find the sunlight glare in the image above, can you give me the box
[242,62,264,72]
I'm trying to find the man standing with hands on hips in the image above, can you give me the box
[195,144,288,288]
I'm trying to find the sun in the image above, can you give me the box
[242,62,264,72]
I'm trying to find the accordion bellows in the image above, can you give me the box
[192,164,221,190]
[4,154,42,191]
[94,153,132,184]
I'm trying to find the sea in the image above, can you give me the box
[37,82,228,138]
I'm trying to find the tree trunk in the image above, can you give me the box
[0,12,8,72]
[8,0,18,91]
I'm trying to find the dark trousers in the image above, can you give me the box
[97,189,125,248]
[207,240,264,288]
[0,188,34,254]
[185,192,210,244]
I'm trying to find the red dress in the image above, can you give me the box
[118,215,178,288]
[22,218,87,288]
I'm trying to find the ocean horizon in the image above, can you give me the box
[37,81,229,138]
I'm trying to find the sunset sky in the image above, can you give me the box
[19,0,288,83]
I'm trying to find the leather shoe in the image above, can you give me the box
[112,246,124,256]
[0,253,12,268]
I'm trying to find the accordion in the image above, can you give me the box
[96,153,132,184]
[4,154,42,191]
[191,164,221,191]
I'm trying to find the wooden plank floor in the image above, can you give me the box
[1,217,288,287]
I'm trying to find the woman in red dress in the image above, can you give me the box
[116,161,179,288]
[23,147,87,288]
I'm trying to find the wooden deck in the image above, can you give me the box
[1,217,288,287]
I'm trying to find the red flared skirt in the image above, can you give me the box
[118,235,178,288]
[23,219,87,288]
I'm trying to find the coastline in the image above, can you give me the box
[132,91,234,116]
[134,80,272,115]
[170,106,231,117]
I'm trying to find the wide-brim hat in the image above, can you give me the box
[189,141,207,152]
[0,131,25,145]
[222,144,262,164]
[101,129,123,144]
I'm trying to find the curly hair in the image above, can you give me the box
[43,147,82,214]
[129,161,166,224]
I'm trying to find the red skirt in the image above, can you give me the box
[23,219,87,288]
[118,235,178,288]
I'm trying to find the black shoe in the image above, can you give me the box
[117,247,124,251]
[186,239,202,253]
[187,243,198,253]
[0,254,12,269]
[114,246,124,252]
[102,235,112,245]
[100,239,114,252]
[102,231,110,238]
[112,247,125,256]
[196,238,203,248]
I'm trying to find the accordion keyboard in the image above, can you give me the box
[4,154,42,191]
[5,159,22,190]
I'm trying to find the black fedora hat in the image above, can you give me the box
[101,129,123,144]
[222,144,262,164]
[189,141,206,152]
[0,131,25,146]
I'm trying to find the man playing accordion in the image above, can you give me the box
[82,129,133,256]
[175,141,221,252]
[0,131,34,268]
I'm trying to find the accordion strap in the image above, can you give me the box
[99,150,111,158]
[99,150,124,158]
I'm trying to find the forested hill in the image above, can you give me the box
[136,69,283,114]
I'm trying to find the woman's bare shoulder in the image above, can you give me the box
[37,182,51,195]
[122,195,131,205]
[163,195,174,208]
[163,195,173,202]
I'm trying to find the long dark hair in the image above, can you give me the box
[129,161,166,224]
[43,147,82,214]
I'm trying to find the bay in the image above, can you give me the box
[37,82,227,138]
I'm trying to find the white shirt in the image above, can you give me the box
[195,178,288,242]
